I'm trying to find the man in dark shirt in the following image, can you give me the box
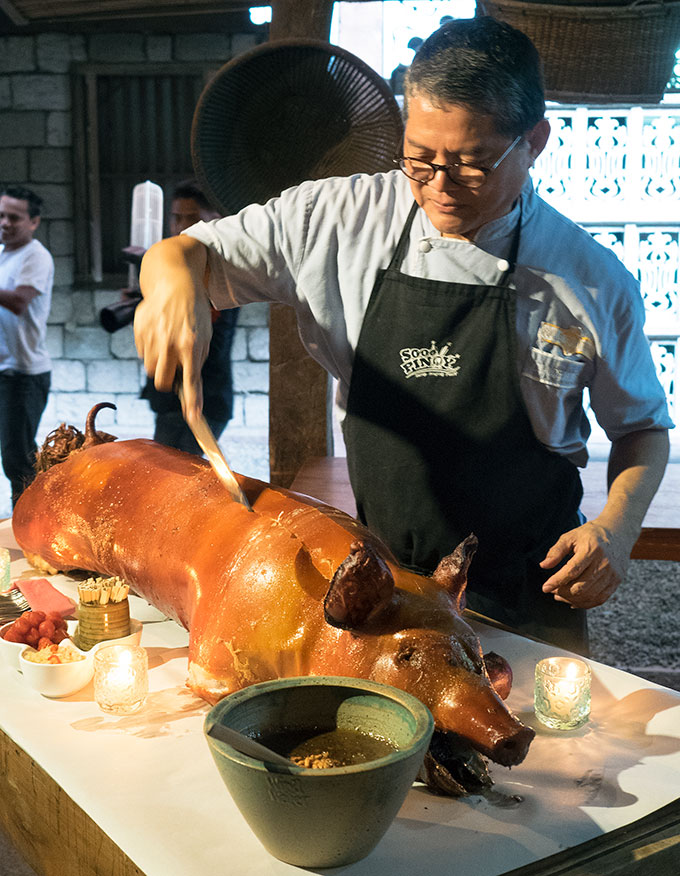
[141,180,238,453]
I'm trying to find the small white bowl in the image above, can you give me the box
[0,620,28,671]
[19,642,94,698]
[1,618,142,675]
[0,619,77,673]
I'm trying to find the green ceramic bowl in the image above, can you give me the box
[204,675,434,868]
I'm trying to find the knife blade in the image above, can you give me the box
[177,386,253,512]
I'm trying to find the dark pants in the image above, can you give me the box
[154,409,228,456]
[0,370,50,507]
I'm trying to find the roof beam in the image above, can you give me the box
[0,0,28,24]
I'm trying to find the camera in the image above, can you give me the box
[100,290,142,333]
[99,245,146,334]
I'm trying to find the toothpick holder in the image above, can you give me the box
[75,598,131,651]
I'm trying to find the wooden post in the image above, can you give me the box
[269,0,334,42]
[267,0,335,487]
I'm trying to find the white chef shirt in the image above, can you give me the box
[186,171,673,467]
[0,238,53,374]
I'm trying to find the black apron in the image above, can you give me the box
[343,202,588,654]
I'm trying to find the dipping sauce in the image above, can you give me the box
[256,728,399,768]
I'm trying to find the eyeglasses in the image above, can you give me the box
[396,135,523,189]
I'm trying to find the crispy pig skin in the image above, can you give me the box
[12,437,534,767]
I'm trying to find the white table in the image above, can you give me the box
[1,521,679,876]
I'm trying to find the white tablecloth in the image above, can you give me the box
[1,520,679,876]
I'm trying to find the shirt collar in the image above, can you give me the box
[413,176,536,243]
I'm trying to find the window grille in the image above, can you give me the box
[668,48,680,93]
[650,338,678,424]
[73,65,216,281]
[533,104,680,427]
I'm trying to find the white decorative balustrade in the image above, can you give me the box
[535,107,680,222]
[532,104,680,432]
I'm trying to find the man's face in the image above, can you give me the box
[169,197,219,236]
[402,96,548,240]
[0,195,40,251]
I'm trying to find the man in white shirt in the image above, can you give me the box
[0,186,53,506]
[134,19,671,653]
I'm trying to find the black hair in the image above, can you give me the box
[172,178,213,211]
[404,17,545,137]
[1,185,43,218]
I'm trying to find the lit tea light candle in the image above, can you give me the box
[534,657,591,730]
[94,644,148,715]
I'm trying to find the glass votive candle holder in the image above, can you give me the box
[0,547,10,591]
[534,657,591,730]
[94,644,148,715]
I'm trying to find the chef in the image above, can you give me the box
[135,17,672,654]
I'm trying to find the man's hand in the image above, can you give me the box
[541,428,669,610]
[135,235,212,420]
[540,522,629,608]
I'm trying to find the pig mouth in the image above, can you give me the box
[478,723,536,768]
[419,731,493,797]
[420,724,536,796]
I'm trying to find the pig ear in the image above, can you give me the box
[432,533,478,610]
[324,541,395,629]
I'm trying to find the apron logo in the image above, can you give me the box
[400,340,461,379]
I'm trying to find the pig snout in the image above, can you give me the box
[431,682,535,767]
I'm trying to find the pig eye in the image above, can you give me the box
[450,645,483,675]
[396,645,416,664]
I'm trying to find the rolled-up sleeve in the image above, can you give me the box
[183,183,312,309]
[589,275,674,441]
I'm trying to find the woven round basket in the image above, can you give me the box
[191,39,404,216]
[477,0,680,103]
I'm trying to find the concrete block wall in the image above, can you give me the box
[38,291,270,441]
[0,29,270,460]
